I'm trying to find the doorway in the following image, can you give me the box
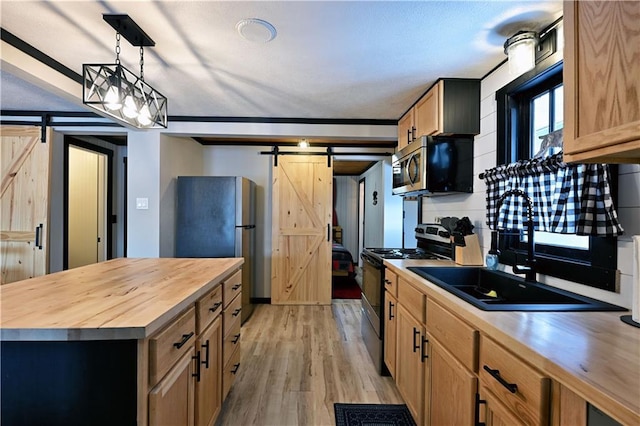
[357,178,365,267]
[64,140,113,270]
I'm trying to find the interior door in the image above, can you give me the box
[1,125,50,284]
[271,155,332,304]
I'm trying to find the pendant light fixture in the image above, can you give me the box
[83,14,167,128]
[504,31,539,76]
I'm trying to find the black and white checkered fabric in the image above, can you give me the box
[483,152,623,236]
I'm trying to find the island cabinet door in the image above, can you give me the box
[149,348,196,426]
[195,317,222,426]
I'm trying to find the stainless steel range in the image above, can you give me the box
[360,223,454,375]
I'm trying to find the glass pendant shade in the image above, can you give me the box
[83,63,167,128]
[504,31,538,76]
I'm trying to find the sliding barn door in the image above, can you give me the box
[1,126,51,284]
[271,155,332,304]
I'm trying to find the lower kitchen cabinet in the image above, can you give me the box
[429,341,477,426]
[195,316,223,426]
[479,385,525,426]
[396,304,426,424]
[149,348,196,426]
[384,291,398,378]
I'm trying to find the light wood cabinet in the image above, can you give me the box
[563,0,640,163]
[149,348,196,426]
[383,291,398,378]
[479,385,525,426]
[429,342,477,426]
[195,317,222,426]
[222,271,242,398]
[396,78,480,151]
[478,335,550,426]
[396,304,426,425]
[397,109,416,151]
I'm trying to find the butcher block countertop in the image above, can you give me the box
[385,259,640,426]
[0,257,243,342]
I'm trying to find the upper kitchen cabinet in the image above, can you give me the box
[563,1,640,163]
[397,79,480,151]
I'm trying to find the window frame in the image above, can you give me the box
[494,54,618,292]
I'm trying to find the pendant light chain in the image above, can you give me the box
[139,46,144,82]
[115,32,121,65]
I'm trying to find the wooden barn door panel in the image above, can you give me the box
[1,126,51,284]
[271,155,332,304]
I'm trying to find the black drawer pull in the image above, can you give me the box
[388,301,394,320]
[232,333,241,344]
[173,332,194,349]
[384,279,392,285]
[231,363,240,374]
[201,340,210,369]
[232,308,241,317]
[209,302,222,313]
[483,365,518,393]
[412,327,420,352]
[192,351,201,382]
[232,283,241,291]
[421,336,429,361]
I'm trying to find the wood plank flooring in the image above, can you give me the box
[216,300,403,425]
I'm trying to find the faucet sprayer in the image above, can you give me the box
[494,189,537,282]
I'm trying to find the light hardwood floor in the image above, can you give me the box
[216,300,403,425]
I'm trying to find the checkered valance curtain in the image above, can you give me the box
[483,152,623,236]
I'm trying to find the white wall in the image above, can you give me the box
[422,60,640,309]
[159,135,204,257]
[202,145,272,299]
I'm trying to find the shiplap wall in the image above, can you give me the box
[422,60,640,309]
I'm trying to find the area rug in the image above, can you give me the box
[332,277,361,299]
[334,403,416,426]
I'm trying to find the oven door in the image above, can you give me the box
[360,253,383,337]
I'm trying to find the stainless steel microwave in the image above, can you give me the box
[392,135,474,196]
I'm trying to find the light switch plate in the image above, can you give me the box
[136,198,149,210]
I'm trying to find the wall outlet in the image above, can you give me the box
[136,198,149,210]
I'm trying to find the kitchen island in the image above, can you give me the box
[1,257,244,426]
[384,259,639,426]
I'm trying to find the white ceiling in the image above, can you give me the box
[0,0,563,121]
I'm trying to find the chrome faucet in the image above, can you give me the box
[494,189,537,282]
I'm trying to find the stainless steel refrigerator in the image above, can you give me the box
[176,176,255,323]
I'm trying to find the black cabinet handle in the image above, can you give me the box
[384,279,392,286]
[209,302,222,313]
[231,363,240,374]
[232,333,241,344]
[173,332,194,349]
[411,126,416,141]
[327,224,330,242]
[192,351,201,382]
[232,284,241,291]
[421,336,429,362]
[35,224,43,250]
[201,340,210,369]
[483,365,518,393]
[232,308,242,317]
[407,129,411,144]
[412,327,420,352]
[475,393,487,426]
[388,301,394,320]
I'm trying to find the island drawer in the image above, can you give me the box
[223,292,242,337]
[397,277,426,323]
[479,335,550,426]
[149,307,196,386]
[427,299,478,372]
[197,284,222,333]
[223,313,241,367]
[384,268,398,298]
[223,269,242,308]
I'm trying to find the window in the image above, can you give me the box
[495,57,618,291]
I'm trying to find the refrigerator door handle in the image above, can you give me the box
[236,225,256,229]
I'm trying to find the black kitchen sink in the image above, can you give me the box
[407,266,626,312]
